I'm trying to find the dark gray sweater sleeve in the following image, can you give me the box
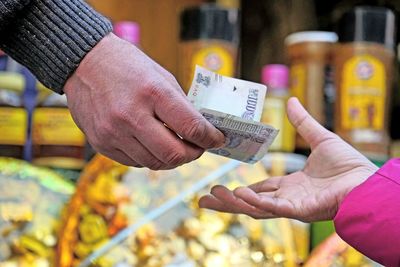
[0,0,113,93]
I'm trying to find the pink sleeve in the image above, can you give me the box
[334,158,400,267]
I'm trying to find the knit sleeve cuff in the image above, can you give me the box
[0,0,113,93]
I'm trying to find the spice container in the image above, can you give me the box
[32,83,85,169]
[179,4,240,92]
[285,31,338,150]
[261,64,295,152]
[114,21,141,46]
[334,6,396,160]
[0,72,27,158]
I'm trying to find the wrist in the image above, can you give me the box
[0,0,112,93]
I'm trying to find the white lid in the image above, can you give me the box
[285,31,338,46]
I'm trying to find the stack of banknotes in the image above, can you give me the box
[188,66,279,163]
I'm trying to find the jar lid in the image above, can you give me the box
[337,6,396,50]
[284,31,338,46]
[261,64,289,90]
[180,4,240,42]
[114,21,140,45]
[0,72,25,94]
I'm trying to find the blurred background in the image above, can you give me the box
[0,0,398,266]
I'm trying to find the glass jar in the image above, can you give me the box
[32,83,86,169]
[0,72,27,158]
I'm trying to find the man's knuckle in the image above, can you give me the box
[147,160,164,170]
[146,80,166,98]
[164,150,186,166]
[129,113,149,132]
[97,122,113,140]
[183,118,206,140]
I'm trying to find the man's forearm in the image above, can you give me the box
[0,0,112,93]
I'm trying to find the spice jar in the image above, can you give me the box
[179,4,240,92]
[261,64,295,152]
[334,6,396,160]
[0,72,27,158]
[32,83,85,169]
[114,21,141,46]
[285,31,338,150]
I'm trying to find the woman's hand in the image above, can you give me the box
[199,97,378,222]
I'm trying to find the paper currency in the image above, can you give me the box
[187,65,279,164]
[187,65,267,121]
[200,109,278,163]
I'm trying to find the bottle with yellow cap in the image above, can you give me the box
[32,84,86,170]
[0,72,27,158]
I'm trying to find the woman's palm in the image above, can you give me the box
[199,98,377,222]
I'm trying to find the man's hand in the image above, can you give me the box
[199,97,378,222]
[64,33,224,169]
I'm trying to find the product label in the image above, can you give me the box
[341,55,386,130]
[32,108,85,146]
[262,98,285,150]
[290,64,306,104]
[0,107,27,145]
[192,45,234,78]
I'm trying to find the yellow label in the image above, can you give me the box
[192,45,234,77]
[0,108,27,145]
[290,64,306,104]
[262,97,295,152]
[32,108,85,146]
[341,55,386,130]
[262,98,285,150]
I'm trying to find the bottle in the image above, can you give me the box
[32,83,85,169]
[261,64,295,152]
[114,21,141,46]
[285,31,338,150]
[334,6,396,161]
[179,4,240,92]
[0,72,27,158]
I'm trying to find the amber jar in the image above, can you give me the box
[334,7,396,161]
[179,4,240,92]
[32,83,85,169]
[0,72,26,158]
[285,31,338,150]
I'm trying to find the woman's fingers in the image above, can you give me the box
[199,185,276,219]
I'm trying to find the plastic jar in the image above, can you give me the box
[334,6,396,161]
[114,21,141,46]
[179,4,240,92]
[261,64,295,152]
[0,72,27,158]
[285,31,338,150]
[32,83,86,169]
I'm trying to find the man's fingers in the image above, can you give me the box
[286,97,336,149]
[99,148,142,167]
[133,115,204,167]
[155,92,225,149]
[118,136,171,170]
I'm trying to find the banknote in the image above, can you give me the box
[200,109,279,163]
[187,65,267,122]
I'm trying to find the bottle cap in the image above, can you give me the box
[114,21,140,45]
[261,64,289,90]
[180,4,240,43]
[285,31,338,46]
[337,6,396,50]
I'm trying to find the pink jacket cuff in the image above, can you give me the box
[334,158,400,267]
